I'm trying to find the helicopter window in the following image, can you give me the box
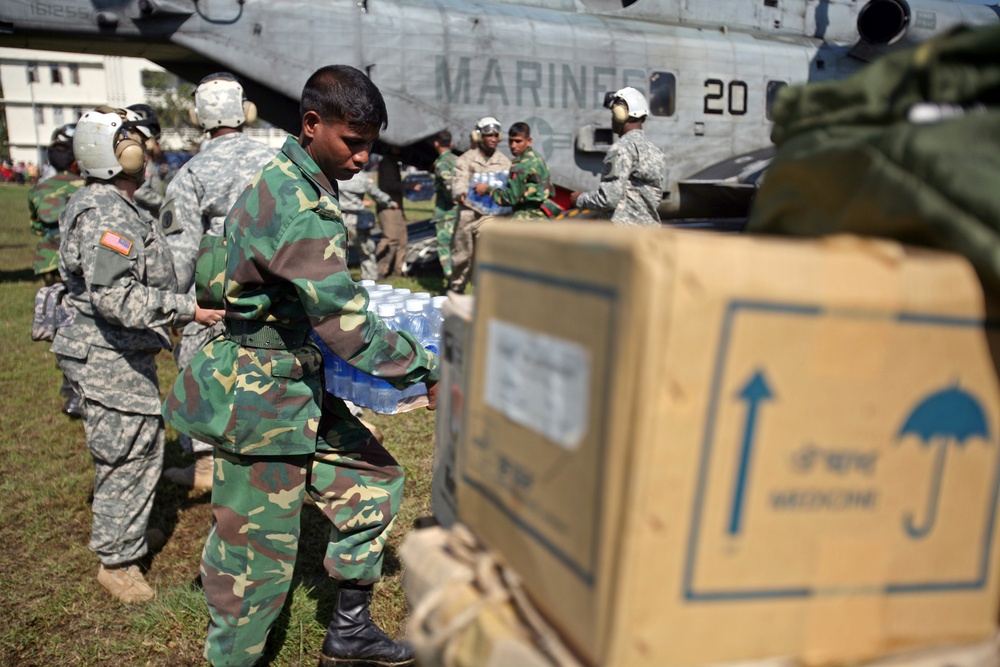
[766,80,787,120]
[649,71,676,117]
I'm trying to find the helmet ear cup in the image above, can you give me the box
[243,100,257,126]
[470,129,482,144]
[114,131,146,175]
[612,102,630,125]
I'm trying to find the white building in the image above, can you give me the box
[0,47,289,167]
[0,48,159,166]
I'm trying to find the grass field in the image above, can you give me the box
[0,183,444,666]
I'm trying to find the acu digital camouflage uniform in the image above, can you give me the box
[161,131,275,456]
[163,136,439,667]
[337,170,394,281]
[431,148,457,277]
[133,160,164,217]
[575,128,665,225]
[487,146,558,220]
[28,171,84,280]
[53,181,196,567]
[450,147,511,293]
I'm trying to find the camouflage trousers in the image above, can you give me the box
[57,349,164,566]
[431,206,457,279]
[344,212,378,281]
[449,211,500,294]
[173,320,226,455]
[202,400,405,667]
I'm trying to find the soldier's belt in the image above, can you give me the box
[223,319,308,350]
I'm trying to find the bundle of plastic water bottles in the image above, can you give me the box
[316,280,447,414]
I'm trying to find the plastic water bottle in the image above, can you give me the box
[428,295,447,343]
[369,303,402,413]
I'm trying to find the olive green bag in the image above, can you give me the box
[747,26,1000,292]
[194,234,227,309]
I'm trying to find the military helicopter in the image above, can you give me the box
[1,0,996,220]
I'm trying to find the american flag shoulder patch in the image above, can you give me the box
[100,230,134,256]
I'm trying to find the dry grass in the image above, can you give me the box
[0,183,442,666]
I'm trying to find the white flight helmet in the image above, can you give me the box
[73,107,148,180]
[471,116,502,144]
[190,73,257,130]
[610,87,650,123]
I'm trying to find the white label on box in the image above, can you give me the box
[483,318,590,450]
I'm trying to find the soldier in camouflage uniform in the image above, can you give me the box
[53,107,224,604]
[571,87,665,225]
[160,73,276,491]
[29,124,83,284]
[449,116,511,293]
[337,169,397,281]
[473,122,561,220]
[127,104,166,218]
[29,124,86,417]
[430,130,457,279]
[162,65,438,667]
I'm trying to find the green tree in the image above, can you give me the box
[142,70,195,130]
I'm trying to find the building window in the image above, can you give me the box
[649,71,676,117]
[27,62,39,83]
[50,64,62,85]
[34,106,44,124]
[53,107,65,125]
[766,80,788,120]
[69,63,80,86]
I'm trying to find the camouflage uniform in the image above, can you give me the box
[487,146,557,220]
[162,136,439,667]
[53,181,195,566]
[134,159,164,218]
[337,170,393,281]
[162,132,275,456]
[27,171,84,281]
[449,147,511,293]
[431,149,457,277]
[575,128,665,225]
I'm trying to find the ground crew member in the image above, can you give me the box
[28,124,85,417]
[162,65,439,667]
[127,103,166,218]
[449,116,511,293]
[430,130,457,279]
[53,106,223,603]
[570,87,665,225]
[473,121,560,219]
[160,72,276,491]
[338,169,397,281]
[374,146,413,278]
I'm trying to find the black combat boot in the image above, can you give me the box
[318,582,415,667]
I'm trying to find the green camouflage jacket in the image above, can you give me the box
[433,149,457,211]
[164,136,439,456]
[488,147,557,219]
[29,171,84,275]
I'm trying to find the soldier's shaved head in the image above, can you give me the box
[300,65,388,132]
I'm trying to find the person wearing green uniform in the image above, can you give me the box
[430,130,458,279]
[163,64,439,667]
[29,124,83,284]
[473,122,561,219]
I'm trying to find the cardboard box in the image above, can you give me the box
[457,223,1000,667]
[432,294,475,527]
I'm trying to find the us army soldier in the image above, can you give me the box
[128,104,165,218]
[337,169,397,281]
[162,65,438,667]
[571,87,665,225]
[430,130,458,279]
[450,116,511,293]
[473,121,561,220]
[54,107,222,603]
[160,72,275,491]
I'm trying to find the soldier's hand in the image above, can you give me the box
[425,382,438,411]
[473,183,490,196]
[569,191,582,207]
[194,306,225,326]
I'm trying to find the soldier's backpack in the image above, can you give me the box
[747,25,1000,292]
[31,281,70,342]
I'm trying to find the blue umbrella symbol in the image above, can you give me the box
[898,384,991,538]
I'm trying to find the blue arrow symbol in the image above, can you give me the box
[728,370,775,536]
